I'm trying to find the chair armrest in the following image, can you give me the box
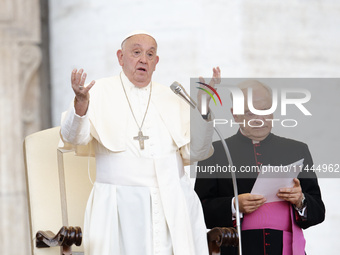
[207,227,239,255]
[36,226,82,254]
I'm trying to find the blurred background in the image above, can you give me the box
[1,0,339,254]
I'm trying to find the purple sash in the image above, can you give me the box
[242,201,305,255]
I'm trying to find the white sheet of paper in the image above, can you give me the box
[250,158,304,203]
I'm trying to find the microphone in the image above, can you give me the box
[170,82,197,109]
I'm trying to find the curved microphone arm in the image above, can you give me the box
[213,126,242,255]
[170,82,242,254]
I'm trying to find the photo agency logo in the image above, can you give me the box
[196,81,223,106]
[196,79,312,128]
[191,78,340,179]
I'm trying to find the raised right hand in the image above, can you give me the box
[235,193,266,214]
[71,68,95,116]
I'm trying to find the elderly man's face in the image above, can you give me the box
[117,34,159,87]
[232,86,273,141]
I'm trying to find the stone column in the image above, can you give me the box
[0,0,47,253]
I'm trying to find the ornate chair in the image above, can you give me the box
[24,127,95,255]
[24,127,238,255]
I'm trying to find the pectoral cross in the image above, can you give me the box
[133,130,149,150]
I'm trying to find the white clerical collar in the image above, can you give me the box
[120,71,151,92]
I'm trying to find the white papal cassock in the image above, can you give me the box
[59,72,214,255]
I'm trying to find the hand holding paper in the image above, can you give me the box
[236,193,266,214]
[250,159,304,203]
[277,178,304,208]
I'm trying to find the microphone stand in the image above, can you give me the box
[213,125,242,255]
[170,83,242,254]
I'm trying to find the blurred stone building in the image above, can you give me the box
[0,0,50,254]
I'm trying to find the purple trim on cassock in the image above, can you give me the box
[242,201,305,255]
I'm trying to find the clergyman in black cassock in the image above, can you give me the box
[194,80,325,255]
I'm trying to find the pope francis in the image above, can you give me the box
[59,31,220,255]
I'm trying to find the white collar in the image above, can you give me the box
[120,71,151,92]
